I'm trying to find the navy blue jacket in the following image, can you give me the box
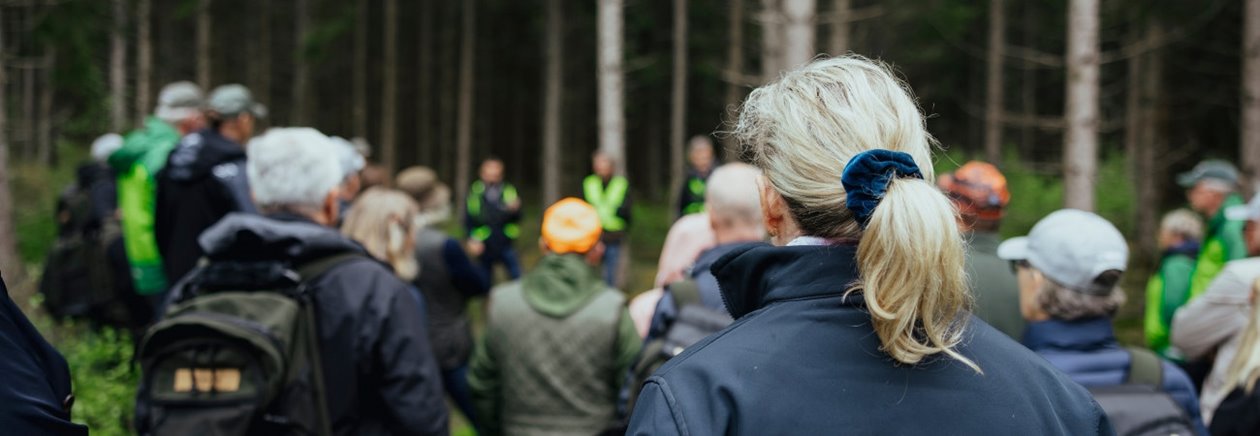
[643,242,745,343]
[628,243,1113,435]
[0,276,88,435]
[1023,318,1208,435]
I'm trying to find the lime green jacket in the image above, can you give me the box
[109,117,179,294]
[1144,246,1198,359]
[1188,194,1248,300]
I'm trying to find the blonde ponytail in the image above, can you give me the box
[1224,286,1260,393]
[856,178,978,372]
[732,55,979,372]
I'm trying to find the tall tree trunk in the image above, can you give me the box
[418,0,434,165]
[983,0,1005,164]
[780,0,815,71]
[381,0,399,172]
[22,57,34,159]
[1123,27,1143,182]
[1019,1,1036,154]
[196,0,211,89]
[136,0,152,123]
[541,0,563,206]
[111,0,128,132]
[0,6,20,278]
[255,0,271,123]
[456,0,477,211]
[353,0,368,139]
[669,0,688,217]
[291,0,311,126]
[597,0,626,175]
[1243,0,1260,186]
[828,0,851,55]
[38,47,53,166]
[722,0,745,161]
[440,1,457,180]
[1136,23,1165,260]
[760,0,782,81]
[1062,0,1099,211]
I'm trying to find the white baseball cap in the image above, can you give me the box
[997,209,1129,296]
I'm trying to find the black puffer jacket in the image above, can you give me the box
[628,243,1113,436]
[168,213,448,436]
[155,128,257,285]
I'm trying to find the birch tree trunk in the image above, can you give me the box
[722,0,745,160]
[983,0,1005,164]
[1243,0,1260,186]
[456,0,477,210]
[760,0,782,81]
[670,0,688,215]
[381,0,399,172]
[780,0,815,71]
[541,0,563,206]
[0,6,21,278]
[111,0,128,132]
[353,0,368,139]
[1062,0,1099,211]
[597,0,626,175]
[828,0,851,55]
[136,0,152,122]
[196,0,211,89]
[291,0,311,126]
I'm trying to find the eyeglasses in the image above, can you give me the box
[1008,259,1031,275]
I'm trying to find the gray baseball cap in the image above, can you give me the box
[997,209,1129,296]
[207,84,268,119]
[154,81,204,121]
[1177,159,1239,188]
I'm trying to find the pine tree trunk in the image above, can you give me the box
[353,0,368,139]
[456,0,477,211]
[722,0,745,161]
[418,0,434,165]
[255,0,271,122]
[196,0,211,89]
[1062,0,1099,211]
[38,47,54,166]
[136,0,152,123]
[541,0,563,206]
[597,0,626,175]
[381,0,399,173]
[1243,0,1260,186]
[111,0,128,132]
[1136,23,1165,261]
[1019,1,1035,154]
[983,0,1005,164]
[0,6,21,278]
[291,0,311,126]
[828,0,850,55]
[780,0,815,71]
[669,0,688,217]
[440,1,457,179]
[760,0,782,82]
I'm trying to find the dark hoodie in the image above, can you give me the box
[154,128,258,285]
[163,213,448,436]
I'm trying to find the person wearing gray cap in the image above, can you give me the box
[1000,209,1207,435]
[1180,159,1248,299]
[1171,193,1260,425]
[154,84,266,286]
[108,81,205,309]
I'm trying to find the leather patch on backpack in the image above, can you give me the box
[173,368,242,393]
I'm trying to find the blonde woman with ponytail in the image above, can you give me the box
[626,56,1108,435]
[1209,279,1260,435]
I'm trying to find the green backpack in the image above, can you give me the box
[135,254,360,436]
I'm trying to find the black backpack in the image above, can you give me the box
[39,181,116,320]
[1088,347,1196,436]
[623,279,733,418]
[135,254,360,436]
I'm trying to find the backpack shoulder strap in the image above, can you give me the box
[295,252,366,283]
[667,278,702,309]
[1124,346,1165,387]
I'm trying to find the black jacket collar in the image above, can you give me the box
[198,212,364,264]
[712,243,862,319]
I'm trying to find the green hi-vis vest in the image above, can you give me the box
[467,181,520,241]
[683,177,707,215]
[584,175,629,232]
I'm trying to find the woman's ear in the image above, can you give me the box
[323,189,341,226]
[759,179,785,239]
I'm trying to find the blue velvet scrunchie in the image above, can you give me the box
[841,149,924,229]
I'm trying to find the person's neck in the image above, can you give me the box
[714,226,764,245]
[218,127,246,145]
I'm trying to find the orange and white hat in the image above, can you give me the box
[542,198,602,254]
[937,161,1011,220]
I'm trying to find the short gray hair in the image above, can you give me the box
[247,128,343,211]
[1037,275,1126,321]
[1161,209,1204,242]
[706,163,763,228]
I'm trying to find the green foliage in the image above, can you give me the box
[13,144,84,264]
[55,324,138,436]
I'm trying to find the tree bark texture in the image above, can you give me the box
[670,0,688,214]
[828,0,851,55]
[381,0,399,173]
[1243,0,1260,187]
[1062,0,1100,211]
[780,0,815,71]
[983,0,1005,164]
[456,0,477,211]
[597,0,626,175]
[111,0,128,132]
[136,0,152,122]
[542,0,563,206]
[760,0,782,82]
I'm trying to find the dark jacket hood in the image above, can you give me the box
[712,243,861,319]
[198,213,364,264]
[164,128,246,183]
[521,254,606,318]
